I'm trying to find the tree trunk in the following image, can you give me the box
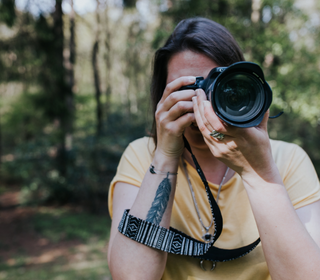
[92,0,103,136]
[53,0,68,176]
[104,13,112,119]
[65,0,76,150]
[0,111,2,175]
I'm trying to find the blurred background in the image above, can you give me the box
[0,0,319,279]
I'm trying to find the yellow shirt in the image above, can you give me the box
[108,137,320,280]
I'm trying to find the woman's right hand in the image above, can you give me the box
[155,76,196,159]
[109,77,198,280]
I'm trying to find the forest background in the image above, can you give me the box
[2,0,320,210]
[1,0,320,212]
[0,0,320,279]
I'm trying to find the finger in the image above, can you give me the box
[257,109,269,131]
[162,111,195,137]
[160,90,196,113]
[157,100,195,137]
[161,76,196,103]
[195,89,232,136]
[167,101,194,122]
[192,95,208,134]
[193,96,232,144]
[174,112,196,134]
[202,101,226,133]
[194,89,215,133]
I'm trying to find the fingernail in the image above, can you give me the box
[203,101,211,108]
[189,77,196,83]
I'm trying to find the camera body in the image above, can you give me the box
[180,61,272,128]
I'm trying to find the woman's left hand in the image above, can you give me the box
[193,89,278,184]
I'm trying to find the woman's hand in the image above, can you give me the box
[193,88,278,183]
[155,76,196,159]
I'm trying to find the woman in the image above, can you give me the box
[107,17,320,280]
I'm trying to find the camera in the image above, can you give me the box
[180,62,272,128]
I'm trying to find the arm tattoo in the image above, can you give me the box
[146,173,172,225]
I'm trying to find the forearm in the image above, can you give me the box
[129,152,179,227]
[109,233,167,280]
[109,152,179,280]
[243,173,320,280]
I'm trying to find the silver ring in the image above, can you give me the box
[209,130,225,141]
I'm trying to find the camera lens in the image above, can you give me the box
[214,72,264,123]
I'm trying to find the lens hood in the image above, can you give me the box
[208,62,272,128]
[180,61,272,128]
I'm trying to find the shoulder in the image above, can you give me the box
[269,138,315,183]
[127,136,155,153]
[270,139,320,208]
[270,138,302,155]
[123,137,155,161]
[270,139,308,167]
[108,137,155,215]
[119,136,155,171]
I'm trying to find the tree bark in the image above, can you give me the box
[104,12,112,119]
[0,110,2,174]
[53,0,68,176]
[65,0,76,150]
[92,0,103,136]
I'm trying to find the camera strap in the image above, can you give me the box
[118,136,260,262]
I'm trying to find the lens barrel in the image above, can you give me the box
[207,62,272,128]
[179,62,272,128]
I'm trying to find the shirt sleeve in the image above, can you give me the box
[108,137,154,217]
[272,140,320,209]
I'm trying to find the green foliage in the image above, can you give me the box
[123,0,137,8]
[151,17,174,50]
[1,108,149,210]
[1,0,320,208]
[2,92,50,148]
[0,12,38,83]
[33,13,71,122]
[32,208,111,242]
[0,0,16,27]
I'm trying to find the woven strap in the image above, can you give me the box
[119,209,260,262]
[118,210,211,256]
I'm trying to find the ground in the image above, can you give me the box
[0,187,112,280]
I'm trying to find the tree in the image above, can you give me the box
[104,7,112,119]
[32,0,73,176]
[92,0,103,136]
[65,0,76,149]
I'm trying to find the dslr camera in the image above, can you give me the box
[180,62,272,128]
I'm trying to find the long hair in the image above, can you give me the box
[150,17,245,146]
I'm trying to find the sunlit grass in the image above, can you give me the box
[32,207,111,242]
[0,207,112,280]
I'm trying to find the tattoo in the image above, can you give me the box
[146,173,172,225]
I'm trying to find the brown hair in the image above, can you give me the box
[150,17,245,145]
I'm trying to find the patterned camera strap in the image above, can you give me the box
[118,136,260,262]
